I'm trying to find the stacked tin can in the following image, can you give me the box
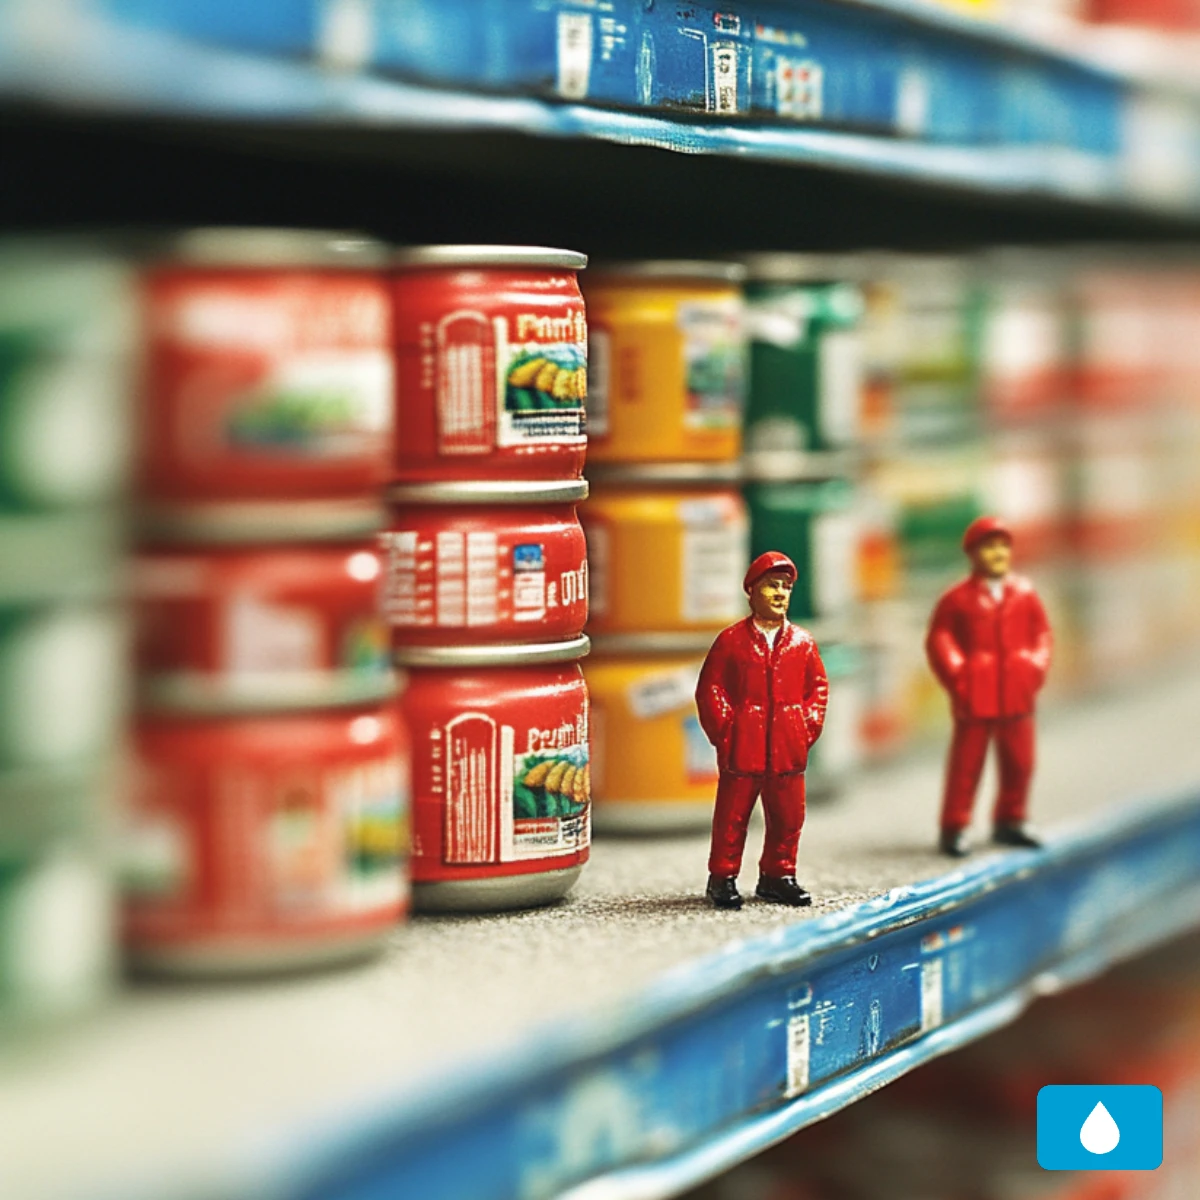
[381,246,592,912]
[851,253,991,751]
[124,229,409,976]
[741,254,872,798]
[973,249,1075,694]
[581,262,750,832]
[0,239,135,1029]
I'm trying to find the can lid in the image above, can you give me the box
[589,260,745,284]
[587,461,743,486]
[587,631,720,657]
[393,635,589,668]
[0,763,112,852]
[150,228,388,269]
[741,447,860,484]
[138,670,400,716]
[387,479,589,505]
[137,499,386,546]
[392,245,587,270]
[0,511,128,603]
[742,253,865,284]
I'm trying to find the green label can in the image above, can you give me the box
[743,272,864,472]
[0,772,115,1033]
[804,641,864,800]
[0,601,128,776]
[744,478,859,622]
[0,244,135,519]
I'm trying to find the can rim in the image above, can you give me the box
[741,253,864,283]
[137,671,401,716]
[412,865,582,913]
[137,499,386,546]
[391,245,587,270]
[147,228,388,269]
[741,447,860,483]
[393,635,589,667]
[588,260,746,284]
[387,479,589,505]
[587,631,720,656]
[586,461,743,486]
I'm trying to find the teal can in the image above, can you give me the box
[0,241,133,603]
[0,242,135,519]
[805,641,864,802]
[742,255,864,478]
[744,477,859,623]
[0,770,116,1034]
[0,600,129,778]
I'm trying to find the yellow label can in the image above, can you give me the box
[582,481,750,636]
[586,653,717,833]
[583,263,746,465]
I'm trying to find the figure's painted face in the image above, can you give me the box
[973,534,1012,579]
[750,571,794,622]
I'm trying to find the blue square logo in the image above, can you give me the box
[1037,1085,1163,1171]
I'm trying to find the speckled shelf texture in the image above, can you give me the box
[5,671,1200,1200]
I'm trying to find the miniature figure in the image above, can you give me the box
[925,516,1053,858]
[696,551,829,909]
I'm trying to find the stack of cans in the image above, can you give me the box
[382,247,592,913]
[975,248,1075,695]
[580,262,750,833]
[0,239,135,1028]
[855,253,986,750]
[122,229,410,977]
[741,254,870,799]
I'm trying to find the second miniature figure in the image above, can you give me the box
[695,551,829,910]
[926,516,1053,858]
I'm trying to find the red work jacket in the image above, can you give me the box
[695,617,828,776]
[925,573,1052,721]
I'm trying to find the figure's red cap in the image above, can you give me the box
[743,551,797,593]
[962,515,1013,555]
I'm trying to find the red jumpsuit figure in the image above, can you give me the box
[696,551,828,910]
[926,516,1053,858]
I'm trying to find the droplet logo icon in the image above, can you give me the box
[1080,1102,1121,1155]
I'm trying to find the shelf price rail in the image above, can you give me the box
[238,788,1200,1200]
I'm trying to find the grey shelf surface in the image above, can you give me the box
[4,670,1200,1200]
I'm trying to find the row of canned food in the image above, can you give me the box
[15,234,1200,531]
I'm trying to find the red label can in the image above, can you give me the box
[380,482,588,650]
[135,542,394,713]
[401,662,589,911]
[124,704,409,976]
[391,247,588,483]
[138,230,392,523]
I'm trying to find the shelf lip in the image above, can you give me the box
[0,14,1196,216]
[241,785,1200,1200]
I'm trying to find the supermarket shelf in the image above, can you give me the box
[5,672,1200,1200]
[0,6,1198,218]
[292,790,1200,1200]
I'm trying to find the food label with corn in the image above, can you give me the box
[405,663,591,877]
[499,309,588,449]
[443,706,589,864]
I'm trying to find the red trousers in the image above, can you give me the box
[708,770,807,878]
[940,715,1035,832]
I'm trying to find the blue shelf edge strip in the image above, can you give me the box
[1,7,1198,214]
[223,789,1200,1200]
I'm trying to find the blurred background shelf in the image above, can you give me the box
[5,671,1200,1200]
[3,0,1200,247]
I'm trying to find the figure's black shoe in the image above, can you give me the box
[755,874,812,906]
[939,828,972,857]
[992,822,1043,849]
[706,874,743,910]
